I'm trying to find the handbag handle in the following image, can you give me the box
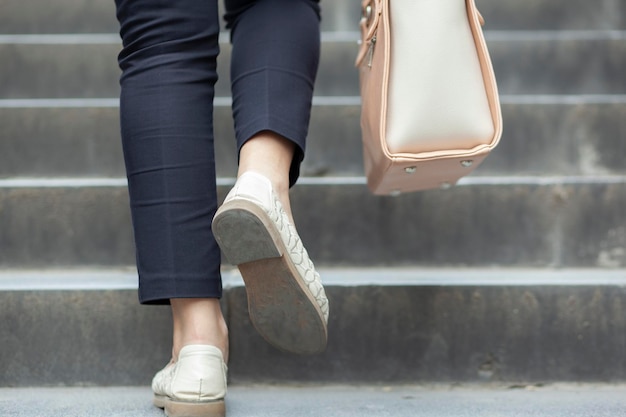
[355,0,485,67]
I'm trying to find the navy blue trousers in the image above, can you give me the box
[115,0,321,304]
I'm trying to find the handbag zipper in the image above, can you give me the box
[367,35,377,68]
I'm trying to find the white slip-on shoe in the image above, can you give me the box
[152,345,227,417]
[212,171,329,355]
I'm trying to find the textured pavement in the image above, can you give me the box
[2,384,626,417]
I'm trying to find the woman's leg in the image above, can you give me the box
[115,0,227,361]
[226,0,321,195]
[213,0,328,355]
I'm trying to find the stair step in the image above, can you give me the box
[2,268,626,386]
[1,99,624,178]
[1,0,624,34]
[2,33,626,98]
[0,179,624,268]
[4,384,626,417]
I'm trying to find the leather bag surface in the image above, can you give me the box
[356,0,503,195]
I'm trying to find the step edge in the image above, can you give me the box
[1,175,626,189]
[0,268,624,291]
[1,30,626,44]
[3,95,626,108]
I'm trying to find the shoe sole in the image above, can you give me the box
[154,395,225,417]
[212,199,327,355]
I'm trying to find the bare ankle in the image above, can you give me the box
[171,298,229,363]
[238,133,298,224]
[238,131,294,191]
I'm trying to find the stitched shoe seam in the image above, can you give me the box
[268,188,329,322]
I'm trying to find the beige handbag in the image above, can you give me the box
[356,0,503,195]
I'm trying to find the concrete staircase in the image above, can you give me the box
[1,0,625,387]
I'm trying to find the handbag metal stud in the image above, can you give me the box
[364,4,373,24]
[404,166,417,174]
[461,160,474,168]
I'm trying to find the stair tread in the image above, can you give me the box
[2,385,626,417]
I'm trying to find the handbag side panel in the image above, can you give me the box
[357,0,394,193]
[467,0,503,148]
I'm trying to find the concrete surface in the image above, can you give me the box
[2,384,626,417]
[3,102,626,178]
[1,0,624,34]
[4,269,626,386]
[4,37,626,98]
[2,182,626,267]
